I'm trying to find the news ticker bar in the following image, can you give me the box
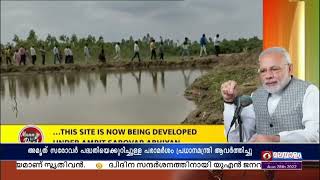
[1,144,319,161]
[15,160,302,170]
[0,125,226,143]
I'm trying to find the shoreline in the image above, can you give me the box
[0,56,220,75]
[1,51,261,125]
[182,49,261,124]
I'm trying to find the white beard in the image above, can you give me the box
[263,76,291,94]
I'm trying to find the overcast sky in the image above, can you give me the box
[1,0,262,44]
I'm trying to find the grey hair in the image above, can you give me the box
[258,47,292,64]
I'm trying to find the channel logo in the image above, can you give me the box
[261,151,303,161]
[19,126,43,143]
[261,151,273,161]
[273,152,303,160]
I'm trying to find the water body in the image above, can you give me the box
[0,68,208,124]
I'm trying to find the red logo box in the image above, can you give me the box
[261,151,273,161]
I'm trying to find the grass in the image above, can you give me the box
[183,48,261,124]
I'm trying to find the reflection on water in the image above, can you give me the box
[1,68,207,124]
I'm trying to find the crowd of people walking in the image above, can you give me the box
[0,33,221,66]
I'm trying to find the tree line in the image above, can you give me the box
[1,29,262,64]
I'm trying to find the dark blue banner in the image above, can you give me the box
[0,143,319,161]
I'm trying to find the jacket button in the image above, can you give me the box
[270,124,273,127]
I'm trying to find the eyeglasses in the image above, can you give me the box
[258,64,290,75]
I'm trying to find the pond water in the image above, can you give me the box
[0,68,208,124]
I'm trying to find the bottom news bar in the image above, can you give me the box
[15,161,302,170]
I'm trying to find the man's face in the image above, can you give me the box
[259,53,293,93]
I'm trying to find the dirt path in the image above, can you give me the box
[0,55,222,75]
